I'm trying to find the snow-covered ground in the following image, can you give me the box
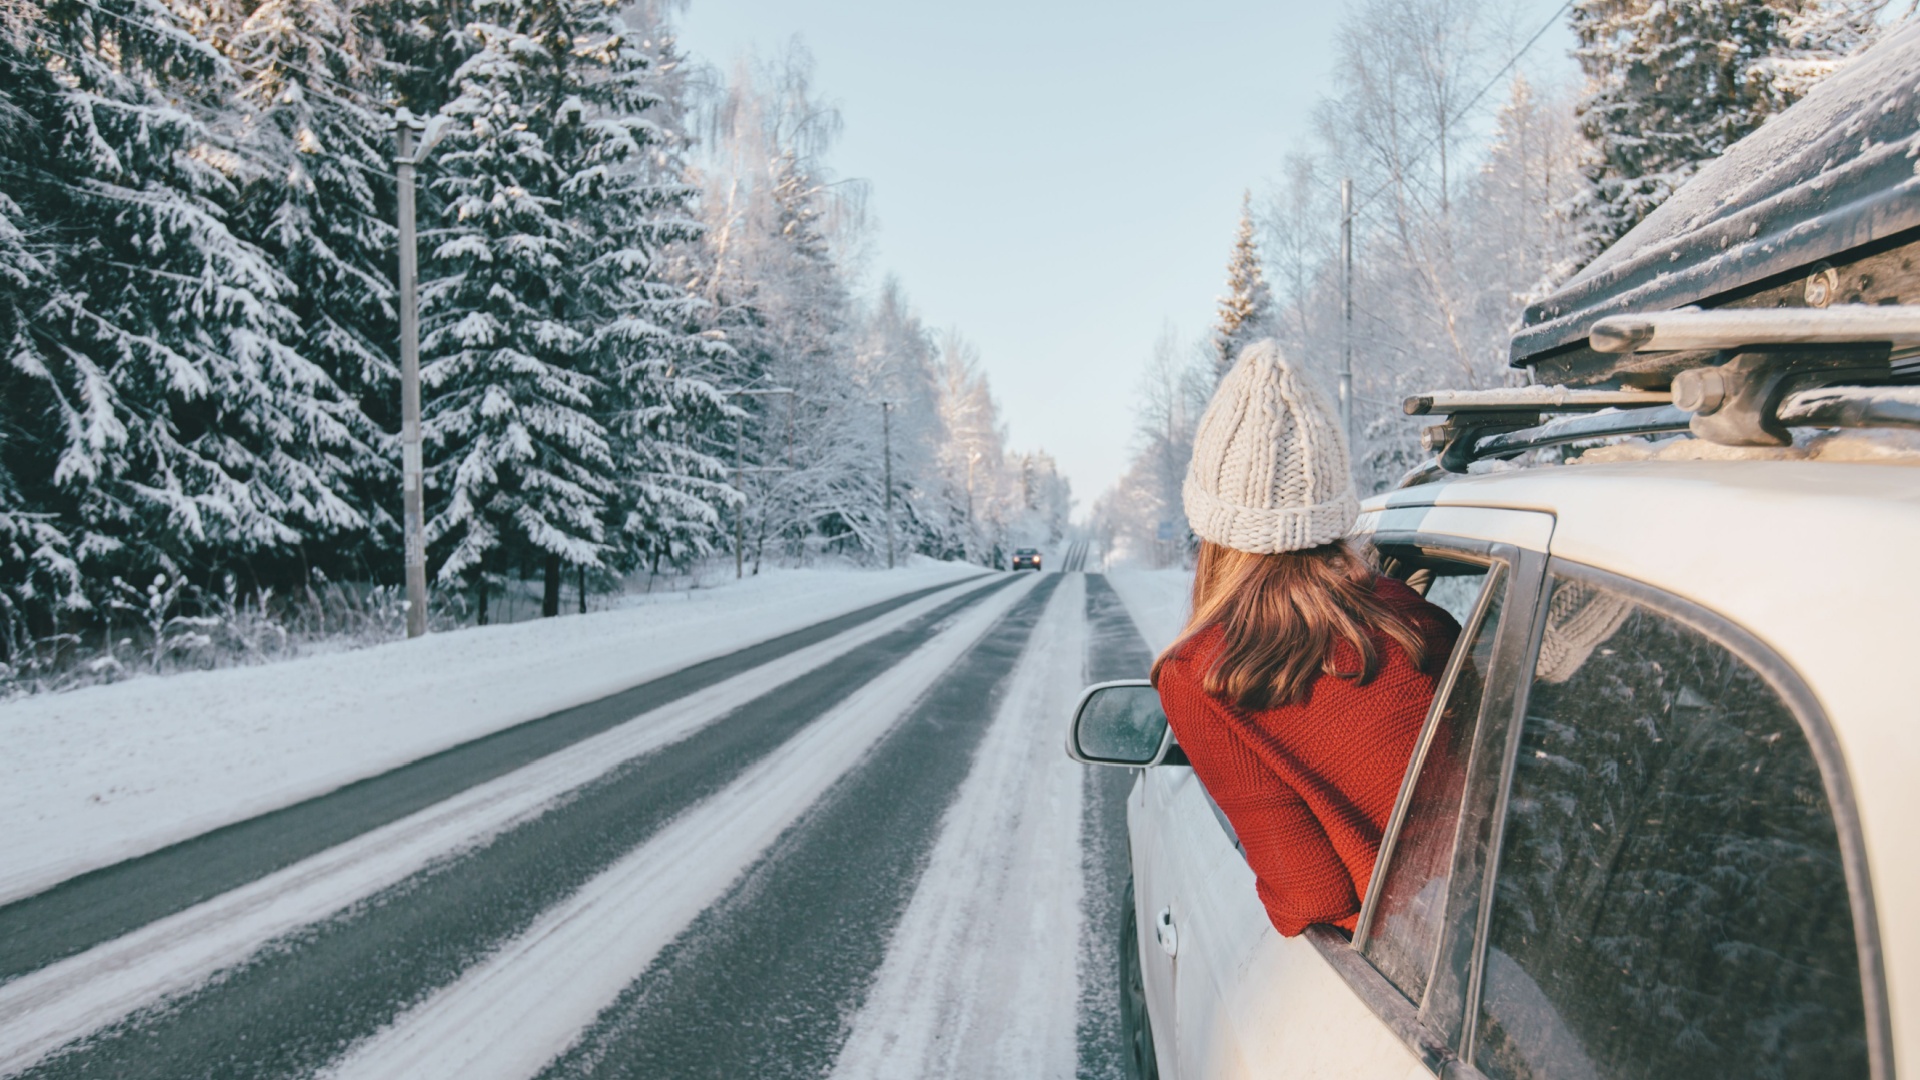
[1103,568,1192,653]
[0,561,983,905]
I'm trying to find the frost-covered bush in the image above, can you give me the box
[0,573,471,700]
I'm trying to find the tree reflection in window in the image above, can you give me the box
[1475,575,1865,1080]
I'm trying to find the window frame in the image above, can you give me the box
[1291,531,1548,1075]
[1353,548,1502,957]
[1454,557,1892,1080]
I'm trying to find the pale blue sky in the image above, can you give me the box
[674,1,1577,507]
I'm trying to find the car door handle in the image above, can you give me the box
[1154,907,1179,957]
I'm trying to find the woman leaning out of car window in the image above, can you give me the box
[1152,341,1458,938]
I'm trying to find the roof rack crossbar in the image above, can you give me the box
[1399,385,1920,487]
[1404,387,1672,415]
[1777,385,1920,430]
[1471,406,1692,458]
[1590,305,1920,354]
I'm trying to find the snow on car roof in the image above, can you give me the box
[1511,18,1920,366]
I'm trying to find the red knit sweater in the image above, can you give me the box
[1154,576,1458,937]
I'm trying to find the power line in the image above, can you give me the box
[1349,0,1577,220]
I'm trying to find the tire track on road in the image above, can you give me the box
[0,576,980,985]
[826,573,1088,1080]
[14,577,1020,1080]
[1077,574,1159,1080]
[535,575,1065,1080]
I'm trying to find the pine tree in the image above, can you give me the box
[10,0,366,587]
[1571,0,1882,249]
[1213,190,1274,382]
[0,28,86,652]
[219,0,398,561]
[568,6,735,581]
[420,7,615,605]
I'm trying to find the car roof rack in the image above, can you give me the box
[1401,314,1920,485]
[1587,305,1920,354]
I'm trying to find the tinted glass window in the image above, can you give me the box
[1475,574,1865,1080]
[1362,562,1503,1002]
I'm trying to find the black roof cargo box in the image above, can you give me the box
[1512,20,1920,386]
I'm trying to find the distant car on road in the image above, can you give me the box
[1067,23,1920,1080]
[1011,548,1042,571]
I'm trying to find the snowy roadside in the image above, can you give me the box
[0,561,985,905]
[1103,568,1192,653]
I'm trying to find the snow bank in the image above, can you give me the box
[1103,569,1192,653]
[0,562,985,905]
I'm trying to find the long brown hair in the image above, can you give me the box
[1152,540,1430,712]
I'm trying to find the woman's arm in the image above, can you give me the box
[1159,661,1363,936]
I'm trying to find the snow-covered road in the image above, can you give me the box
[1,554,1182,1079]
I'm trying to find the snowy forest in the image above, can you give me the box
[0,0,1068,687]
[1094,0,1893,566]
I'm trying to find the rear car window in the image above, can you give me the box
[1474,572,1866,1080]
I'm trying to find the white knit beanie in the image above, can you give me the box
[1183,339,1359,554]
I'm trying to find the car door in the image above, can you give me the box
[1130,762,1185,1070]
[1453,560,1888,1080]
[1157,523,1549,1078]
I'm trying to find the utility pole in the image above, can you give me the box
[395,110,429,639]
[733,416,745,579]
[1339,177,1354,451]
[882,401,895,570]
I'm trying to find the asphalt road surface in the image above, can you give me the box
[0,556,1156,1080]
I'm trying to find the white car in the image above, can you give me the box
[1070,460,1918,1080]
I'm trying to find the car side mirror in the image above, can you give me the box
[1066,679,1184,767]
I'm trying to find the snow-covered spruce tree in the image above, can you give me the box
[217,0,398,566]
[9,0,366,600]
[420,8,615,619]
[566,3,737,589]
[1570,0,1884,249]
[1212,190,1274,382]
[359,0,477,115]
[0,19,86,661]
[1762,0,1887,99]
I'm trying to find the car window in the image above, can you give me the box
[1474,571,1866,1080]
[1361,560,1504,1003]
[1419,571,1484,626]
